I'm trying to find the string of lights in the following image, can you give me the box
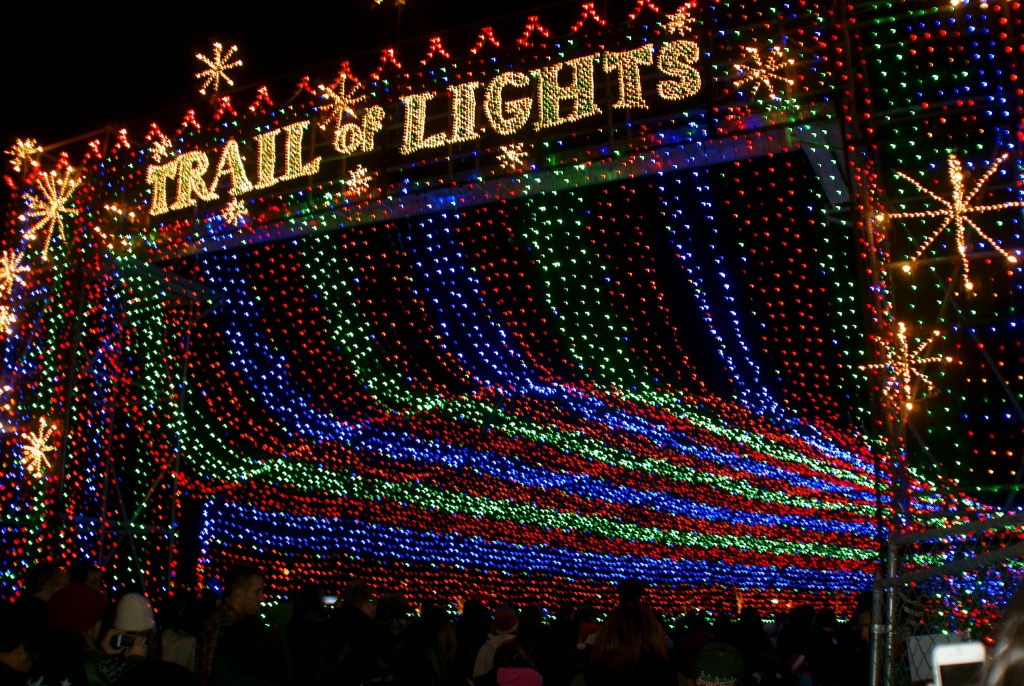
[0,1,1020,621]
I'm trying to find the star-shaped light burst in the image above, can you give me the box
[861,322,952,411]
[20,167,79,261]
[195,42,242,96]
[346,165,373,195]
[887,153,1023,291]
[318,74,366,130]
[21,417,58,480]
[664,3,697,36]
[6,138,42,173]
[497,143,530,172]
[221,198,249,226]
[0,250,29,295]
[733,44,795,101]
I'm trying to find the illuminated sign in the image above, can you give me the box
[145,39,700,217]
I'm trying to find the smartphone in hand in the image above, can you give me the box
[113,632,137,650]
[933,641,986,686]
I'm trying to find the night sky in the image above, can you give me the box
[0,1,581,148]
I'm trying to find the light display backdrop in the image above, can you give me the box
[1,0,1022,618]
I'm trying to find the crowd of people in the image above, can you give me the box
[0,561,1017,686]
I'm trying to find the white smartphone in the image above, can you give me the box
[932,640,986,686]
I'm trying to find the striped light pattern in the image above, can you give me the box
[178,162,949,614]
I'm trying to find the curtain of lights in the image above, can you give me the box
[2,0,1022,618]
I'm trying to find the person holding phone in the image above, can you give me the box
[95,593,157,684]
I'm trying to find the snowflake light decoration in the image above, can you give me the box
[664,4,697,36]
[150,134,173,163]
[6,138,42,173]
[733,45,795,101]
[21,167,79,261]
[887,153,1023,291]
[221,198,249,226]
[0,250,29,296]
[21,417,58,479]
[196,42,242,96]
[497,143,530,172]
[318,73,366,129]
[861,322,952,410]
[0,306,15,336]
[346,165,373,195]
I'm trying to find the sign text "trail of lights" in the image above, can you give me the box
[146,40,700,217]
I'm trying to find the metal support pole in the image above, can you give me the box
[870,567,886,686]
[884,539,898,686]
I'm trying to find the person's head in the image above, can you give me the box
[47,583,110,642]
[617,577,646,606]
[69,561,104,593]
[520,605,543,634]
[291,583,325,615]
[591,603,670,673]
[494,636,536,670]
[984,587,1024,686]
[0,603,44,673]
[223,566,264,617]
[378,592,412,624]
[343,579,377,619]
[491,608,519,637]
[114,593,157,659]
[24,561,69,602]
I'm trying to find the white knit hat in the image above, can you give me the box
[114,593,155,632]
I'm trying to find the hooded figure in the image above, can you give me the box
[473,609,519,678]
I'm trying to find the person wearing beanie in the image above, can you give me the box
[31,583,110,686]
[115,594,156,635]
[473,608,520,678]
[96,593,158,685]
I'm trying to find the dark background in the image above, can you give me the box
[0,1,586,149]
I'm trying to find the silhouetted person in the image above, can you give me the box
[454,598,490,679]
[0,603,45,686]
[474,608,519,678]
[15,562,69,635]
[198,566,266,685]
[69,561,104,594]
[364,615,470,686]
[572,603,682,686]
[34,583,110,686]
[286,584,329,686]
[326,579,384,685]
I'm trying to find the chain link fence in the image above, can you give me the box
[872,512,1024,686]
